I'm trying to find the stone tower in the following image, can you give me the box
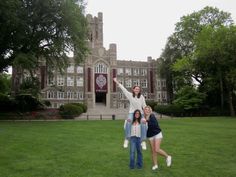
[84,12,117,108]
[86,12,103,48]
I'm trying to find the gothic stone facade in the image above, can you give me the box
[40,13,167,109]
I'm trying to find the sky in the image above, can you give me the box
[85,0,236,61]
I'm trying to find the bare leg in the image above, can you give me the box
[154,138,169,158]
[149,139,157,166]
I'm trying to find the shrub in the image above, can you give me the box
[42,100,51,107]
[59,103,83,119]
[15,94,41,112]
[173,86,206,110]
[154,104,184,117]
[0,93,15,112]
[146,100,158,110]
[71,102,87,113]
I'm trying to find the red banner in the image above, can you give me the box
[112,69,117,92]
[95,73,107,92]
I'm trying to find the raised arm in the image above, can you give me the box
[113,77,119,85]
[113,77,132,99]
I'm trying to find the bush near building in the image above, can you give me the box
[59,103,84,119]
[71,103,87,113]
[0,93,15,112]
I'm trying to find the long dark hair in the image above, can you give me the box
[132,86,141,98]
[132,109,141,124]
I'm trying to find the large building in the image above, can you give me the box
[40,13,168,109]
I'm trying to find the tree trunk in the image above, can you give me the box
[219,70,224,110]
[167,74,174,103]
[228,89,235,116]
[11,66,22,96]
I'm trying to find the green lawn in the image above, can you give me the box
[0,118,236,177]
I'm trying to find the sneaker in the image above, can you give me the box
[123,139,128,148]
[152,165,158,170]
[166,155,172,167]
[141,141,147,150]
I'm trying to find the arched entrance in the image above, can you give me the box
[94,62,108,105]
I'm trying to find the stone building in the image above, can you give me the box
[40,12,167,109]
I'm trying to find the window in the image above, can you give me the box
[47,76,55,86]
[117,68,123,75]
[67,91,74,100]
[133,68,139,76]
[163,80,166,86]
[162,92,166,99]
[53,103,57,108]
[118,102,124,108]
[143,92,147,99]
[57,75,64,86]
[162,80,166,90]
[76,76,83,87]
[125,68,131,75]
[140,68,147,76]
[67,76,74,86]
[140,79,147,88]
[77,66,83,73]
[77,92,84,100]
[125,78,132,88]
[57,91,64,99]
[47,91,55,99]
[67,65,74,73]
[119,92,124,99]
[133,79,140,86]
[95,62,107,73]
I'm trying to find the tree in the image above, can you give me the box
[173,86,206,110]
[19,77,41,97]
[172,7,233,108]
[0,0,89,93]
[159,34,184,103]
[160,6,233,106]
[0,73,11,94]
[194,25,236,116]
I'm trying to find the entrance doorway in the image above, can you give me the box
[95,92,106,105]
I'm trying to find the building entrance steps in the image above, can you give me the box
[75,103,169,120]
[75,103,129,120]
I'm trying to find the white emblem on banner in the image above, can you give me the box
[96,74,107,89]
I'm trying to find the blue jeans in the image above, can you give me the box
[129,136,143,169]
[125,113,147,141]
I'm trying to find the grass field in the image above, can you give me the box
[0,118,236,177]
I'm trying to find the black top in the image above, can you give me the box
[147,114,162,138]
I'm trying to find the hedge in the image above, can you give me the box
[59,103,84,119]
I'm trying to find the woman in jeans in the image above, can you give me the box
[129,109,144,169]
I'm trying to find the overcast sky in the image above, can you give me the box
[85,0,236,61]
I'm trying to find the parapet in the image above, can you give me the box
[86,14,93,22]
[86,12,103,23]
[98,12,103,21]
[109,43,117,51]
